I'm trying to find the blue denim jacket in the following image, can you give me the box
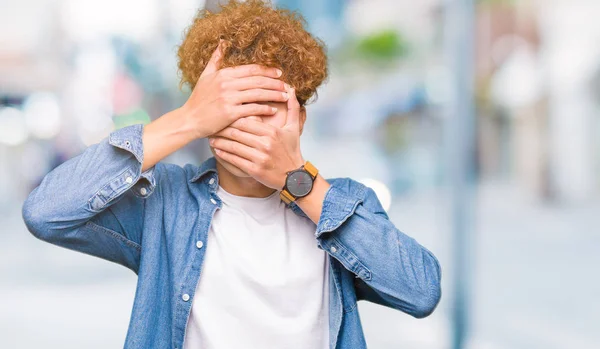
[22,124,441,349]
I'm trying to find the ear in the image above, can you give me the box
[299,107,307,135]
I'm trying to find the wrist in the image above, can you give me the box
[291,154,305,171]
[171,106,205,141]
[294,174,330,224]
[141,108,199,171]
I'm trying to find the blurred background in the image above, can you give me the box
[1,0,599,348]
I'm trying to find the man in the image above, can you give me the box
[22,1,441,348]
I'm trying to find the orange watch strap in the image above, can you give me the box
[280,189,295,204]
[304,161,319,178]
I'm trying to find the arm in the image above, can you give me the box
[22,45,287,271]
[22,124,160,272]
[22,106,202,271]
[304,179,442,318]
[21,106,202,271]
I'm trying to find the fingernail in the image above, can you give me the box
[284,83,291,90]
[271,107,278,113]
[209,138,215,145]
[276,69,283,77]
[282,92,289,100]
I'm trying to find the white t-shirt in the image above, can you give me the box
[183,186,329,349]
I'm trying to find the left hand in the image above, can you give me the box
[209,86,304,189]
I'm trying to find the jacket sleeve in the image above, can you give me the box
[22,124,158,273]
[315,179,442,318]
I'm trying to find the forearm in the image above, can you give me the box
[320,212,441,317]
[142,107,200,172]
[313,180,442,318]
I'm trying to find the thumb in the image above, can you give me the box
[200,40,224,78]
[285,86,300,128]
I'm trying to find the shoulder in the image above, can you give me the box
[153,162,201,185]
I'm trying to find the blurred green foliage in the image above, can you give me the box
[355,29,408,61]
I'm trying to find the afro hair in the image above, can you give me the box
[177,0,328,106]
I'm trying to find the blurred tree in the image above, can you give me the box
[355,29,408,61]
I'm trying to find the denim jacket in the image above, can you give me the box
[22,124,442,349]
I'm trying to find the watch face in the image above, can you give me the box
[286,170,313,197]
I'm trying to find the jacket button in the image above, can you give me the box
[196,241,204,249]
[182,294,190,302]
[125,177,133,184]
[209,178,215,185]
[330,246,337,253]
[140,188,147,196]
[210,198,217,205]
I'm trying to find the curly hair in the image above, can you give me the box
[177,0,328,106]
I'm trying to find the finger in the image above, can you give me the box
[213,148,255,175]
[285,87,300,127]
[231,103,277,120]
[233,89,289,105]
[230,117,276,137]
[245,115,263,123]
[225,76,286,92]
[221,64,282,79]
[209,137,263,162]
[213,127,266,149]
[201,41,224,78]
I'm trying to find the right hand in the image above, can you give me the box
[181,43,290,139]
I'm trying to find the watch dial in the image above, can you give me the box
[286,171,313,197]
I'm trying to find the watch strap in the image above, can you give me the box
[280,189,295,205]
[303,161,318,179]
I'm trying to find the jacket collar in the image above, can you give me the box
[189,156,218,183]
[189,156,309,218]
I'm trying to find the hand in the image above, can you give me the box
[209,86,304,189]
[181,43,290,139]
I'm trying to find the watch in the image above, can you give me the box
[280,161,318,205]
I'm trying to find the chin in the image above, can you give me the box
[211,148,252,178]
[220,159,252,177]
